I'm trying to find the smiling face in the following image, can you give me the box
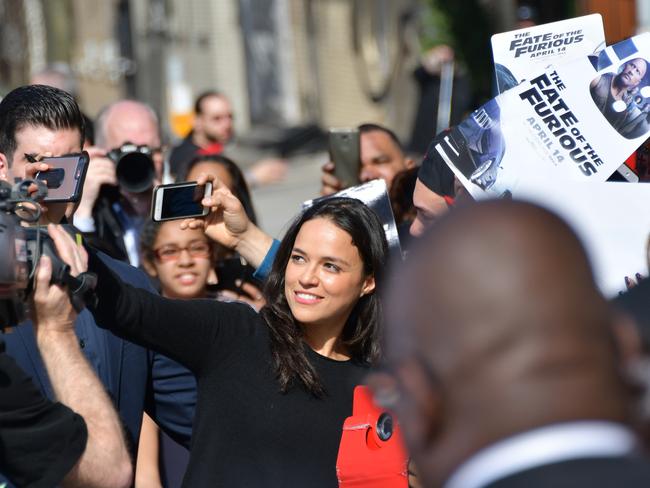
[284,218,375,334]
[143,222,213,299]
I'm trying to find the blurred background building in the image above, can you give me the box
[0,0,648,145]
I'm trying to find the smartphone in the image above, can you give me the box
[212,256,258,293]
[34,152,90,203]
[151,181,213,222]
[329,128,361,188]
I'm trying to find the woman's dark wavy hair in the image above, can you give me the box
[181,154,257,224]
[260,197,388,396]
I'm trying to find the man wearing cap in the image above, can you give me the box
[410,131,466,237]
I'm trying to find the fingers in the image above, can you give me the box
[219,282,265,311]
[321,162,342,196]
[47,224,88,276]
[87,158,117,186]
[193,172,226,190]
[85,146,107,158]
[25,162,51,180]
[202,187,240,212]
[238,281,264,301]
[34,255,53,302]
[322,161,335,173]
[180,218,206,230]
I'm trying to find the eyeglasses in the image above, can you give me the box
[154,241,211,262]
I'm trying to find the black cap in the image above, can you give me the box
[417,132,456,197]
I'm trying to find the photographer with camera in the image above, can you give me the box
[0,225,132,488]
[73,99,164,265]
[0,85,196,487]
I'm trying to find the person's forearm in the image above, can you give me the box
[234,224,274,269]
[37,329,132,488]
[88,249,223,373]
[135,414,163,488]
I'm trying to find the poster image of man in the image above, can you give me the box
[590,57,650,139]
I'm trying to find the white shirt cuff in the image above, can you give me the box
[73,214,96,232]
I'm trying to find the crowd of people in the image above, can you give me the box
[3,24,650,488]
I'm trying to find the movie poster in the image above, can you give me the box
[435,33,650,198]
[491,14,605,94]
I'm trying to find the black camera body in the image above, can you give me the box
[107,142,157,194]
[0,211,29,327]
[0,181,97,330]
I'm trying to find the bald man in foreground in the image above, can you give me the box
[377,201,650,488]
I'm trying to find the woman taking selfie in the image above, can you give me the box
[58,178,388,487]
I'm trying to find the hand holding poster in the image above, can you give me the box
[492,14,606,94]
[435,33,650,198]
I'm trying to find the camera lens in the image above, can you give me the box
[376,412,393,441]
[115,151,155,193]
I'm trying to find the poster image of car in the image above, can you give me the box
[589,53,650,139]
[492,14,605,94]
[431,99,506,193]
[435,32,650,200]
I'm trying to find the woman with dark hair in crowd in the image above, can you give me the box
[58,176,388,486]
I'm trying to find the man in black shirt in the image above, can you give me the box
[0,225,131,487]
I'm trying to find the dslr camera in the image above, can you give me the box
[107,142,157,193]
[0,180,97,330]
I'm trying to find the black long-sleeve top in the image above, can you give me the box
[87,251,368,487]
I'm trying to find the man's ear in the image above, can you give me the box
[405,157,415,170]
[0,152,9,181]
[395,357,443,452]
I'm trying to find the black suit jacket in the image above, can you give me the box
[484,456,650,487]
[81,187,131,262]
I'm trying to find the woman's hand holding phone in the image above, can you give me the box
[181,173,273,269]
[217,280,266,311]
